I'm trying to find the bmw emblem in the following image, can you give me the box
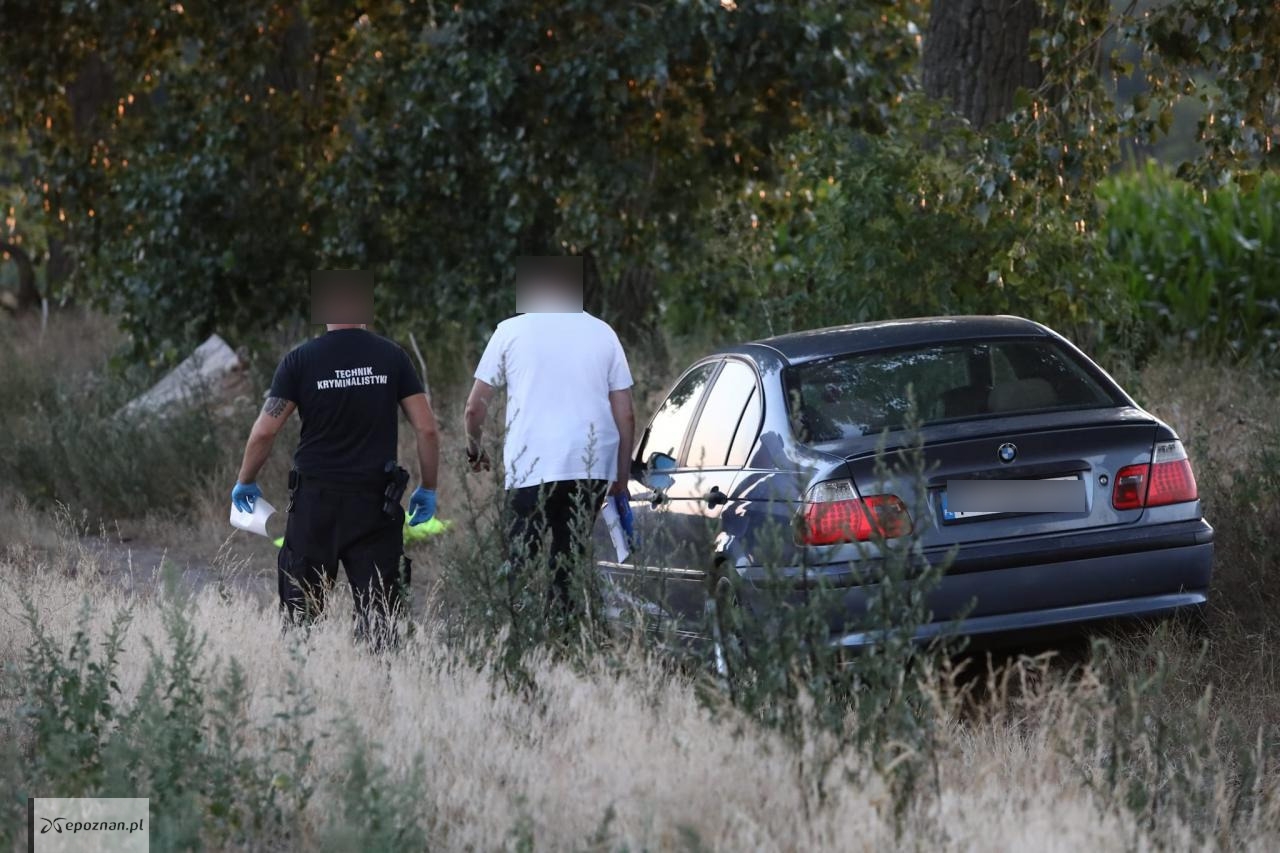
[998,443,1018,463]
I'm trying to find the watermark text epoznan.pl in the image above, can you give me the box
[28,797,148,853]
[39,816,146,834]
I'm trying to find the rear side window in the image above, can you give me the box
[640,362,717,462]
[726,386,762,468]
[686,360,758,468]
[787,339,1121,443]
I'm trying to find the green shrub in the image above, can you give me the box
[1099,165,1280,363]
[430,430,616,690]
[10,597,291,847]
[667,123,1131,353]
[1195,423,1280,635]
[0,327,244,521]
[322,723,432,853]
[1079,637,1273,847]
[698,403,957,825]
[2,593,442,850]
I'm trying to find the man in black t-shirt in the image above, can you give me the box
[230,274,440,642]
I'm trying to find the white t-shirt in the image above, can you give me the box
[475,312,634,489]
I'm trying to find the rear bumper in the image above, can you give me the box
[767,519,1214,647]
[834,590,1207,648]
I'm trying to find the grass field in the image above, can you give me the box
[3,312,1280,850]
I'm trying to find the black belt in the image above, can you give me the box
[289,462,409,517]
[294,471,387,493]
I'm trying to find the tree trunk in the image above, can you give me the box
[45,237,73,294]
[922,0,1044,128]
[0,241,40,312]
[583,253,664,357]
[67,52,114,140]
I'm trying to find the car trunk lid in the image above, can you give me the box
[839,409,1160,547]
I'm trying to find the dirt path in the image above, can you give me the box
[75,535,278,608]
[70,528,448,621]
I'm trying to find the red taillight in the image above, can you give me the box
[1147,458,1198,506]
[800,482,912,545]
[1113,464,1148,510]
[1112,440,1199,511]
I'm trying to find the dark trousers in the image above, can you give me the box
[507,479,608,617]
[278,479,409,643]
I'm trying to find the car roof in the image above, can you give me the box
[725,315,1051,366]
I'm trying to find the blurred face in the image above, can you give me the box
[515,256,584,313]
[311,270,374,324]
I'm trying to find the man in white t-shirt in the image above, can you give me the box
[465,257,635,620]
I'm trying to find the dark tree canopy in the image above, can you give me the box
[0,0,1275,362]
[0,0,918,360]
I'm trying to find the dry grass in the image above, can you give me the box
[4,313,1280,848]
[0,307,122,377]
[1136,359,1280,495]
[1120,359,1280,740]
[2,548,1251,851]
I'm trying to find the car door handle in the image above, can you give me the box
[705,486,728,508]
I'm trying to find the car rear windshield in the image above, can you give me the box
[786,339,1124,443]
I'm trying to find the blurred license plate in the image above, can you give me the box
[942,475,1085,522]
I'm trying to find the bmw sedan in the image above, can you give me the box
[595,315,1214,648]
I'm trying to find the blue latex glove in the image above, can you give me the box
[231,482,262,514]
[408,487,437,526]
[613,493,636,546]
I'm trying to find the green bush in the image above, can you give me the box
[1099,165,1280,362]
[9,598,294,847]
[667,124,1131,351]
[1081,636,1273,846]
[1,594,437,850]
[0,327,244,521]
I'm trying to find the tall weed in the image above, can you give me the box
[699,402,956,824]
[0,314,246,521]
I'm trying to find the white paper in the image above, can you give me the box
[230,497,277,538]
[601,500,630,563]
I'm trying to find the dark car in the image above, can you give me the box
[595,315,1213,650]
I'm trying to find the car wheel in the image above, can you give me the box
[706,567,746,689]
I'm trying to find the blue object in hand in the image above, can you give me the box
[408,487,437,526]
[231,482,262,514]
[613,492,636,547]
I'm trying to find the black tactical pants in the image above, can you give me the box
[507,479,608,620]
[278,477,409,645]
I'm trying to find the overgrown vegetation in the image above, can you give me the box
[675,117,1122,348]
[3,590,436,849]
[1100,165,1280,362]
[4,317,1280,847]
[2,1,1276,364]
[1,0,1277,845]
[0,316,249,521]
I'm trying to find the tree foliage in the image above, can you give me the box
[0,0,918,360]
[0,0,1276,362]
[671,0,1279,358]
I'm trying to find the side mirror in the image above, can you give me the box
[648,452,678,472]
[644,451,677,491]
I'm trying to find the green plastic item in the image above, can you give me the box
[273,517,451,550]
[404,516,452,543]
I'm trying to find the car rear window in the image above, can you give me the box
[786,339,1123,443]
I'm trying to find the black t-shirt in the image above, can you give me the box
[268,328,425,480]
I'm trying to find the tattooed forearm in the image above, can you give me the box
[238,396,288,484]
